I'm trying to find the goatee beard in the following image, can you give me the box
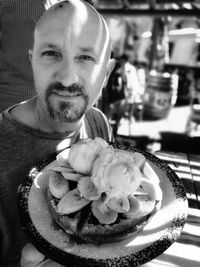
[45,82,88,123]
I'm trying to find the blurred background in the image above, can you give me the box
[1,0,200,155]
[95,0,200,155]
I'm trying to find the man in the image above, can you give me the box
[118,54,142,103]
[0,0,115,266]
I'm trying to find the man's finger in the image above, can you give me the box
[20,243,45,267]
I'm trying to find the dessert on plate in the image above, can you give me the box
[47,137,162,244]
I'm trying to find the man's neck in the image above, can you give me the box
[10,97,83,134]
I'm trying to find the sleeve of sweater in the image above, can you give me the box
[84,107,114,143]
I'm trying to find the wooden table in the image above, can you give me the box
[141,151,200,267]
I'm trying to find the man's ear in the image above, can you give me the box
[103,58,116,88]
[28,49,33,63]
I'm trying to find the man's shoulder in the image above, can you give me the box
[86,106,111,128]
[84,107,112,142]
[86,106,107,120]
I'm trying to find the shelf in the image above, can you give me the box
[164,63,200,70]
[99,8,200,17]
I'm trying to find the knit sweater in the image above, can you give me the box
[0,105,112,266]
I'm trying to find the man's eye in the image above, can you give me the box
[77,55,96,62]
[41,50,60,58]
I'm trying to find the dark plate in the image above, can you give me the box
[18,143,188,267]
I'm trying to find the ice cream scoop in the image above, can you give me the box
[68,137,108,174]
[91,147,142,201]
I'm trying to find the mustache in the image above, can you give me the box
[46,82,86,96]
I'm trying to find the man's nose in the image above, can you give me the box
[56,59,78,86]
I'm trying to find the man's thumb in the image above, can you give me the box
[20,243,45,267]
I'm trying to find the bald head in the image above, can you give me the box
[34,0,112,60]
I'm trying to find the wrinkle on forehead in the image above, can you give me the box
[34,0,111,58]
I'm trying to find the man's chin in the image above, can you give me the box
[47,96,87,123]
[49,104,87,123]
[59,110,85,123]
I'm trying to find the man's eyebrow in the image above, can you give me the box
[40,43,60,50]
[80,47,95,54]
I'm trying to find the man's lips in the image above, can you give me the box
[52,90,83,97]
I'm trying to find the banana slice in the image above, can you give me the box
[122,195,141,219]
[62,172,83,182]
[49,162,82,181]
[78,176,101,201]
[50,165,74,173]
[133,152,146,168]
[57,188,90,215]
[140,178,162,201]
[56,148,70,167]
[106,196,130,213]
[91,198,118,224]
[48,171,70,199]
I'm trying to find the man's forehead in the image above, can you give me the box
[35,19,104,49]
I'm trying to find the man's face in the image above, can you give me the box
[30,1,112,123]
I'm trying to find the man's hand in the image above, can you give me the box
[20,243,64,267]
